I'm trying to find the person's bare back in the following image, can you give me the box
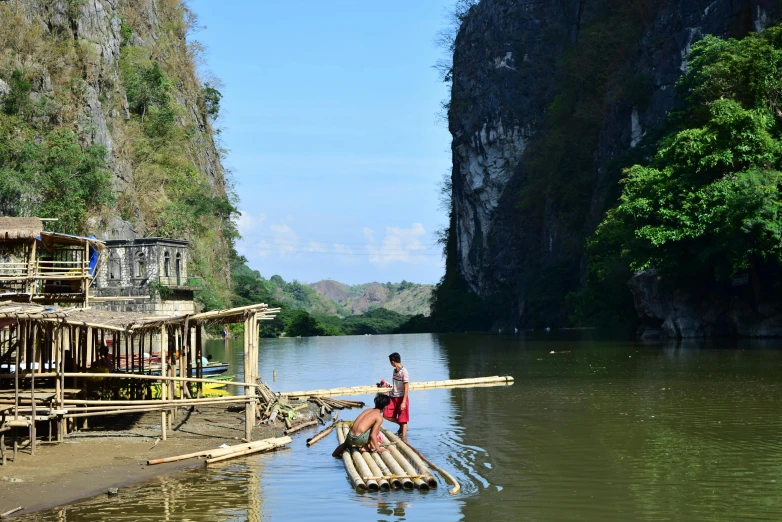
[332,394,391,457]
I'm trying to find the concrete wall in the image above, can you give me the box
[92,238,195,316]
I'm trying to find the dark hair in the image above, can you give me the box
[374,394,391,410]
[389,352,401,364]
[99,346,109,357]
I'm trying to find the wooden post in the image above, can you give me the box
[244,316,252,441]
[167,329,174,429]
[54,325,63,442]
[83,242,90,308]
[160,326,167,440]
[26,239,37,298]
[30,324,37,456]
[14,321,20,421]
[195,326,202,398]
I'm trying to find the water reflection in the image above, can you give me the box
[20,333,782,521]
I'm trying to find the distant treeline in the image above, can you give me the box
[230,263,430,337]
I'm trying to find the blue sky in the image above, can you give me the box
[187,0,455,285]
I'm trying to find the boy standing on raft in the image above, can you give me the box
[383,352,410,441]
[332,394,391,457]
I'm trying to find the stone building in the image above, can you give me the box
[92,238,200,315]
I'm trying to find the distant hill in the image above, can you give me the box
[232,267,432,336]
[265,275,350,317]
[311,280,431,316]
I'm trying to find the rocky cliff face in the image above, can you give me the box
[0,0,234,305]
[0,0,226,239]
[629,271,782,338]
[447,0,779,328]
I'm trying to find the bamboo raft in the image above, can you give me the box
[334,422,459,493]
[283,375,515,398]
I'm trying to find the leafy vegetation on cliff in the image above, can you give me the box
[117,3,238,310]
[0,116,113,233]
[580,25,782,322]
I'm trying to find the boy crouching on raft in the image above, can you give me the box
[332,394,391,457]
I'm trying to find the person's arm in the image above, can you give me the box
[369,416,387,452]
[400,368,410,410]
[400,381,409,411]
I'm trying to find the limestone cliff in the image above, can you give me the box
[444,0,779,329]
[0,0,234,306]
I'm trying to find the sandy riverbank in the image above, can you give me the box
[0,405,292,517]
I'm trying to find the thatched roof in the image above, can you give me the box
[0,217,42,241]
[39,232,106,251]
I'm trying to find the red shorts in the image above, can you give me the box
[384,396,409,423]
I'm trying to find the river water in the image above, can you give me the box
[20,332,782,521]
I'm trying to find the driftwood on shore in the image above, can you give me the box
[306,412,339,446]
[147,436,292,466]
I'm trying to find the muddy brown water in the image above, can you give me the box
[18,332,782,521]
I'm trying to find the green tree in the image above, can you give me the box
[0,116,113,234]
[286,310,327,337]
[587,26,782,298]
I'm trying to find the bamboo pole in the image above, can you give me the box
[63,398,253,419]
[336,424,366,491]
[371,452,401,489]
[160,325,167,441]
[381,428,437,488]
[0,506,23,518]
[64,397,250,412]
[148,436,292,465]
[14,322,20,420]
[243,316,253,441]
[63,395,251,407]
[283,376,515,398]
[195,326,202,397]
[362,452,390,491]
[306,412,339,446]
[204,436,291,465]
[404,440,460,495]
[57,372,259,388]
[284,419,317,435]
[30,324,36,455]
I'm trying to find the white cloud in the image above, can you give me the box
[269,224,299,256]
[255,240,270,258]
[333,243,354,255]
[365,223,428,265]
[236,210,266,237]
[307,241,327,253]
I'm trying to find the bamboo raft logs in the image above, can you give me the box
[283,375,515,398]
[341,425,380,492]
[336,423,367,492]
[380,428,437,488]
[335,423,436,492]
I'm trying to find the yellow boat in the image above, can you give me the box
[149,375,235,398]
